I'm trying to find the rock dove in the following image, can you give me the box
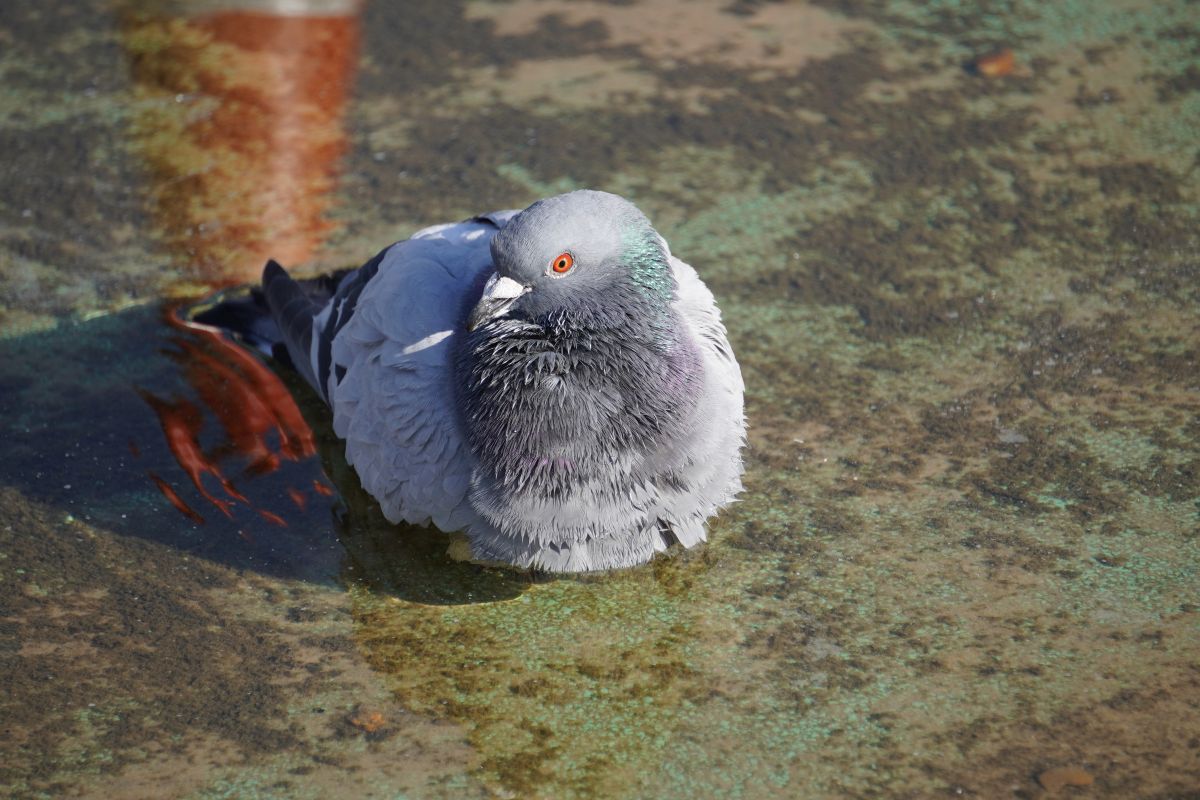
[254,190,744,572]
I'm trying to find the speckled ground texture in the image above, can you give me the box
[1,0,1198,798]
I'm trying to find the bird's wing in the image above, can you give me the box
[258,249,389,400]
[327,215,512,531]
[663,255,747,545]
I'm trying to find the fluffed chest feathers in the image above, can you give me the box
[455,316,704,498]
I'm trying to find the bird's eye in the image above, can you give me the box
[550,252,574,274]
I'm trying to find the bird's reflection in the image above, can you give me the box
[121,0,363,284]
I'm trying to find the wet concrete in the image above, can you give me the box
[1,0,1197,797]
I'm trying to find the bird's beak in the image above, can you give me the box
[467,272,531,332]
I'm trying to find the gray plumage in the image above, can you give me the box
[263,190,745,572]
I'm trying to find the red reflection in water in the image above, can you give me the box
[258,509,289,527]
[137,388,245,518]
[138,306,323,527]
[123,1,363,283]
[149,473,206,524]
[288,486,308,512]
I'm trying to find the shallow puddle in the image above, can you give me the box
[2,0,1197,797]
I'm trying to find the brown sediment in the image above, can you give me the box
[1038,765,1095,791]
[0,488,477,797]
[972,48,1017,78]
[466,0,873,72]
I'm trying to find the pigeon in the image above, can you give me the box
[244,190,744,572]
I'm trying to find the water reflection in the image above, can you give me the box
[0,301,527,599]
[121,0,363,284]
[138,306,319,525]
[138,304,530,603]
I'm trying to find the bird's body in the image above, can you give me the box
[254,191,744,572]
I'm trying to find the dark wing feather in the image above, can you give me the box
[261,259,323,393]
[199,215,510,403]
[311,246,387,402]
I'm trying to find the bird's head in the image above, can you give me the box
[468,190,674,332]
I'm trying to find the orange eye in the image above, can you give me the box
[550,252,574,274]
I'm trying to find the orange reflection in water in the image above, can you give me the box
[138,306,330,526]
[123,1,363,284]
[138,388,246,520]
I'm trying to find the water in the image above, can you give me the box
[2,1,1198,797]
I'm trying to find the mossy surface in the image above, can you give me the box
[1,0,1197,797]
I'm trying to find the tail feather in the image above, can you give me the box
[261,260,322,394]
[191,254,383,405]
[189,284,279,356]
